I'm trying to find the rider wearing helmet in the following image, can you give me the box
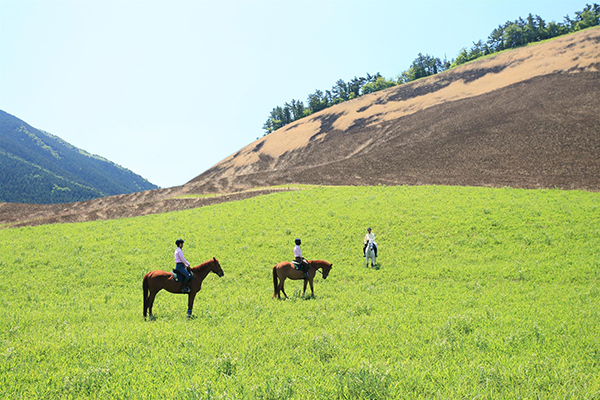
[294,238,310,278]
[174,239,192,293]
[363,227,378,257]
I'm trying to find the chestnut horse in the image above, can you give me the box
[143,257,224,319]
[272,260,333,299]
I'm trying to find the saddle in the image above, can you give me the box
[172,269,194,282]
[292,261,303,271]
[293,259,310,272]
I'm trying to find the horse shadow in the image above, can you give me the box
[364,262,382,270]
[285,289,319,301]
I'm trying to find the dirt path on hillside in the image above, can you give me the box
[0,187,295,229]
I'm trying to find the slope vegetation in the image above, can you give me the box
[1,186,599,398]
[0,110,158,204]
[187,27,600,193]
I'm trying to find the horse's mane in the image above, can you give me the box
[309,260,331,267]
[190,258,215,272]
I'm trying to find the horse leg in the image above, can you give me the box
[143,277,149,319]
[309,277,315,298]
[281,285,288,299]
[147,290,158,320]
[276,276,285,298]
[273,267,280,298]
[280,277,288,299]
[302,278,308,297]
[187,292,197,318]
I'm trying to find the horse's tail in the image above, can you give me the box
[272,265,278,297]
[143,274,149,318]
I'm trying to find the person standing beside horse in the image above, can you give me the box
[363,227,378,257]
[294,238,310,278]
[174,239,192,293]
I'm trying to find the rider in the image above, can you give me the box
[174,239,192,293]
[363,227,378,257]
[294,238,310,278]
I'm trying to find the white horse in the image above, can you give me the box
[365,239,377,268]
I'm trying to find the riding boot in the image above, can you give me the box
[181,276,191,293]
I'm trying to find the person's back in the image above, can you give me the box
[294,238,309,277]
[174,239,192,293]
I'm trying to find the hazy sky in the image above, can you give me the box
[0,0,584,188]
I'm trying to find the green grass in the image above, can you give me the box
[1,185,599,398]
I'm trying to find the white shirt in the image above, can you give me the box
[364,232,375,244]
[294,245,302,258]
[174,247,190,267]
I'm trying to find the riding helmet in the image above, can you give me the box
[295,238,301,245]
[175,239,185,246]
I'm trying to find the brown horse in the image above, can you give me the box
[143,257,224,319]
[272,260,333,299]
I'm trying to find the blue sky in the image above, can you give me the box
[0,0,585,188]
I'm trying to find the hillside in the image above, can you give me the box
[0,109,158,204]
[1,28,599,228]
[186,27,600,194]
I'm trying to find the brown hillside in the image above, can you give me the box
[186,27,600,193]
[0,187,292,228]
[2,28,599,228]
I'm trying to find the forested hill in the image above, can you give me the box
[0,110,158,204]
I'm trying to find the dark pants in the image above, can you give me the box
[175,263,192,288]
[295,257,309,273]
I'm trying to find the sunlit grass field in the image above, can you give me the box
[1,185,599,399]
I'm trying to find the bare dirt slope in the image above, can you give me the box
[0,187,292,228]
[2,28,599,228]
[187,27,600,193]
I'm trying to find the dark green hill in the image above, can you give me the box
[0,109,158,204]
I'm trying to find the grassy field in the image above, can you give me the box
[1,185,599,399]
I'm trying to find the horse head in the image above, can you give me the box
[211,257,225,277]
[321,262,333,279]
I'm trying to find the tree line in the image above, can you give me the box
[262,3,600,135]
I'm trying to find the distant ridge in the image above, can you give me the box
[0,110,158,204]
[2,29,600,228]
[186,27,600,193]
